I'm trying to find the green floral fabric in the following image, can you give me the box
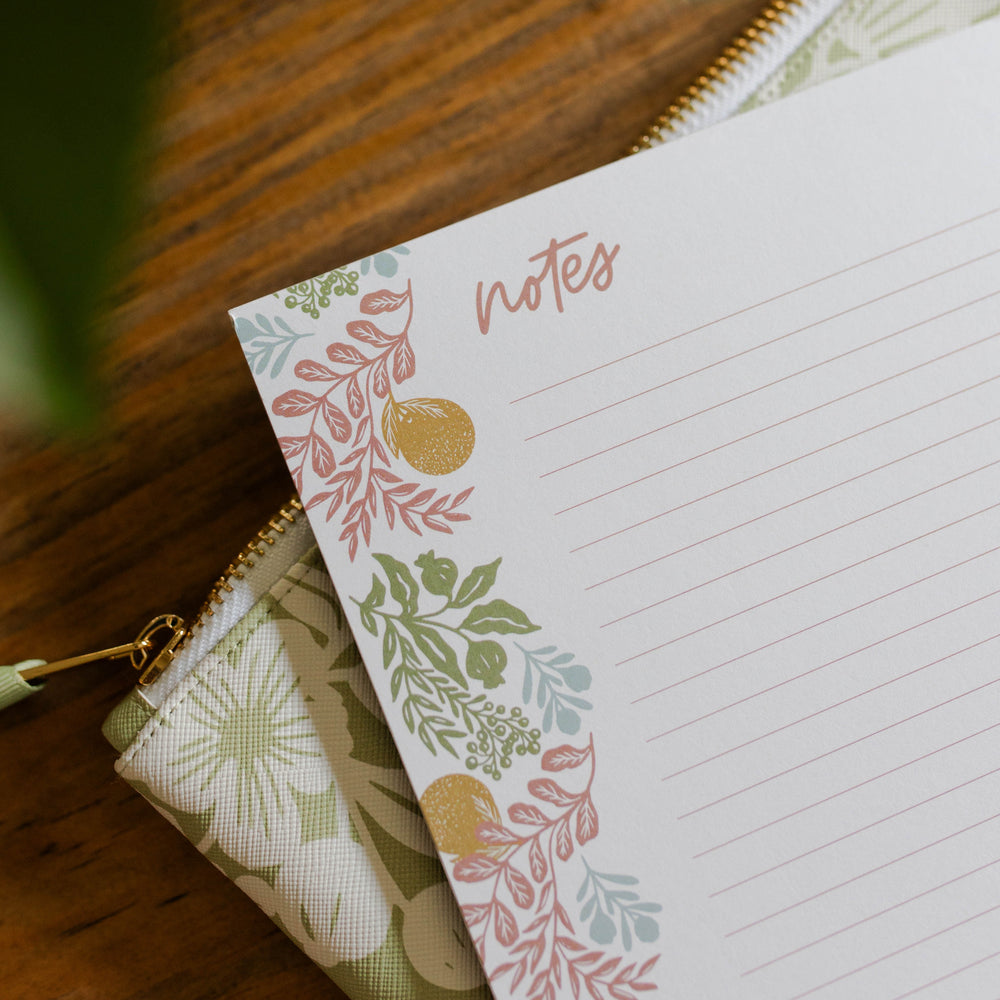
[742,0,999,110]
[112,547,489,1000]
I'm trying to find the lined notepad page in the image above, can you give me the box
[519,203,1000,997]
[238,19,1000,1000]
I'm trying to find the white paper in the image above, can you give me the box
[233,20,1000,999]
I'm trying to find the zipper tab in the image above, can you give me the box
[19,613,188,685]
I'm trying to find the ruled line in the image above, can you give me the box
[537,288,1000,471]
[656,601,1000,768]
[709,764,1000,898]
[691,711,1000,852]
[633,544,1000,707]
[575,413,1000,555]
[788,903,1000,999]
[648,588,1000,748]
[508,205,1000,404]
[618,502,1000,668]
[726,810,1000,936]
[744,855,1000,975]
[527,252,999,443]
[555,372,1000,517]
[602,458,1000,628]
[889,948,1000,1000]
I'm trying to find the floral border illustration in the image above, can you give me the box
[352,550,661,999]
[269,281,474,560]
[441,739,661,1000]
[354,551,595,779]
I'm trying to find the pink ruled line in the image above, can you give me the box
[537,288,1000,469]
[508,205,1000,405]
[618,502,1000,668]
[709,764,1000,898]
[562,332,1000,518]
[633,543,1000,706]
[889,948,1000,1000]
[528,253,999,443]
[657,611,1000,773]
[586,418,1000,582]
[787,903,1000,999]
[690,710,1000,850]
[726,810,1000,936]
[555,372,1000,517]
[647,588,1000,745]
[743,855,1000,975]
[603,459,1000,628]
[575,408,1000,555]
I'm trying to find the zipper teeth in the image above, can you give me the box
[189,495,304,632]
[629,0,803,153]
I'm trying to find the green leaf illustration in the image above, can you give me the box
[460,599,539,635]
[353,551,545,778]
[465,640,507,689]
[453,557,502,608]
[409,621,465,689]
[373,553,419,616]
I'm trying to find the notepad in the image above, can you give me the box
[233,19,1000,1000]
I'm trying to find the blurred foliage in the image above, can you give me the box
[0,4,164,431]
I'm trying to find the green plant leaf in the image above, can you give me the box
[453,557,502,608]
[460,598,540,635]
[0,4,163,427]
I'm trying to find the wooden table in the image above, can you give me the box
[0,1,767,996]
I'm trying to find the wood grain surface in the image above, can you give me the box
[0,1,766,997]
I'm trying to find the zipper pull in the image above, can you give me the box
[1,614,188,711]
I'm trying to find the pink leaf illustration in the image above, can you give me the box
[475,821,521,846]
[555,904,573,933]
[346,375,365,417]
[542,744,592,772]
[528,839,548,882]
[279,435,309,458]
[294,359,338,381]
[360,288,408,313]
[454,854,502,882]
[576,796,599,844]
[273,389,320,417]
[509,802,548,826]
[373,357,390,397]
[393,338,416,381]
[493,901,518,948]
[322,398,351,443]
[462,903,490,926]
[326,342,367,365]
[312,435,337,479]
[528,778,576,808]
[347,318,396,347]
[637,955,660,979]
[504,866,535,909]
[554,817,573,861]
[305,490,333,509]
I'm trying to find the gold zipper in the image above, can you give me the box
[20,496,304,689]
[629,0,803,153]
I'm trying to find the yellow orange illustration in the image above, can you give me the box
[382,395,475,476]
[419,773,500,859]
